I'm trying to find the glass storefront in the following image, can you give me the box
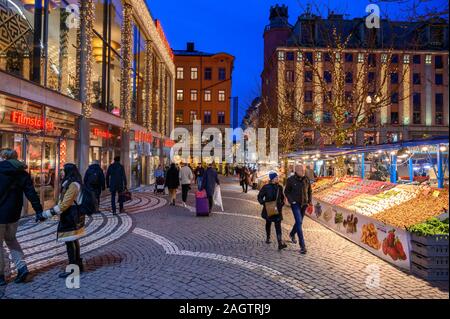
[89,120,121,172]
[130,130,153,188]
[0,93,78,213]
[0,0,79,98]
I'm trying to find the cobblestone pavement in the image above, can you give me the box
[0,177,448,299]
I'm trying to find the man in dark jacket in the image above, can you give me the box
[106,156,127,215]
[284,165,312,254]
[0,149,44,286]
[201,163,220,213]
[84,160,106,214]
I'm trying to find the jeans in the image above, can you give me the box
[111,191,124,213]
[242,182,248,193]
[181,184,190,203]
[197,177,203,190]
[265,220,282,244]
[0,223,26,275]
[289,203,307,250]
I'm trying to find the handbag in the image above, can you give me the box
[264,186,279,218]
[119,189,132,203]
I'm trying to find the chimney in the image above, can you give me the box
[187,42,195,52]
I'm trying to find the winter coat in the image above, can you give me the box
[179,166,194,185]
[284,174,312,206]
[195,167,205,178]
[53,180,85,242]
[106,162,127,192]
[0,159,43,224]
[201,167,220,197]
[83,164,106,195]
[258,183,285,222]
[165,166,180,189]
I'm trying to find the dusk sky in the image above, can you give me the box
[146,0,443,124]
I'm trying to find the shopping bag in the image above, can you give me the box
[213,185,224,212]
[119,189,132,203]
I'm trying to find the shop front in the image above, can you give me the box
[89,121,122,173]
[130,130,153,188]
[0,93,78,213]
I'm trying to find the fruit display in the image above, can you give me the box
[382,229,407,261]
[407,218,449,237]
[371,188,449,228]
[361,223,382,250]
[312,177,336,192]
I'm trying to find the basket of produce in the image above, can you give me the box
[410,241,449,257]
[411,253,449,269]
[411,262,449,281]
[408,218,449,246]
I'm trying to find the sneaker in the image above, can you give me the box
[14,266,29,284]
[278,243,288,250]
[183,202,187,208]
[0,275,6,286]
[300,248,307,255]
[290,234,297,244]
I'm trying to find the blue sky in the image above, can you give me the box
[146,0,444,124]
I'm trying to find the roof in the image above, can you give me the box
[172,50,215,57]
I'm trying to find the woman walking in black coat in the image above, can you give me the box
[41,164,86,278]
[165,163,180,206]
[257,172,287,251]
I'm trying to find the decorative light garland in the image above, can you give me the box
[144,40,153,131]
[155,62,161,133]
[120,2,133,132]
[161,65,167,136]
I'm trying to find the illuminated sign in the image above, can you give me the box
[164,139,175,148]
[135,131,152,144]
[93,128,112,139]
[155,19,174,61]
[10,111,55,130]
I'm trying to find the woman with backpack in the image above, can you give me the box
[41,163,85,278]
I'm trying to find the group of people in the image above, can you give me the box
[237,166,257,193]
[0,149,128,286]
[257,165,312,254]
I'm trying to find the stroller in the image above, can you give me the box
[155,176,165,194]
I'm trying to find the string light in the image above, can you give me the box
[121,3,133,132]
[144,40,153,131]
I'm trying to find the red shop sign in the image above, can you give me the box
[164,139,175,148]
[10,111,55,131]
[93,128,113,139]
[135,131,152,143]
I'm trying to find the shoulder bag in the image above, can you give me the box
[264,186,280,218]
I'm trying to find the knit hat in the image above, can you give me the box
[269,172,278,181]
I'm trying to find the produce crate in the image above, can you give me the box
[410,241,449,257]
[411,234,449,246]
[411,252,449,269]
[411,262,449,281]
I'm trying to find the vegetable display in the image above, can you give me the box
[408,218,449,237]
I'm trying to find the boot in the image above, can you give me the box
[14,265,29,284]
[278,242,288,250]
[77,258,84,273]
[0,275,6,286]
[265,237,271,244]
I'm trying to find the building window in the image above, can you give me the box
[345,91,353,102]
[368,72,376,84]
[286,52,295,61]
[368,54,376,67]
[345,72,353,84]
[381,53,387,64]
[218,90,225,101]
[391,92,399,104]
[391,54,399,64]
[345,53,353,62]
[190,90,198,101]
[177,89,184,101]
[218,112,225,124]
[323,111,332,123]
[304,110,313,120]
[436,93,444,125]
[175,110,184,124]
[305,91,313,102]
[435,56,443,69]
[219,68,226,80]
[305,71,313,83]
[413,55,421,64]
[435,73,443,85]
[425,55,432,64]
[191,67,198,80]
[358,53,365,63]
[278,51,285,61]
[316,52,322,62]
[176,67,184,79]
[286,70,295,82]
[391,112,399,124]
[204,67,212,80]
[190,111,197,123]
[391,73,399,84]
[413,93,421,124]
[324,71,332,83]
[305,52,313,64]
[403,55,410,64]
[204,90,212,101]
[297,52,303,62]
[413,73,421,85]
[204,111,212,124]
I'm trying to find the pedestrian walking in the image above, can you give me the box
[165,163,180,206]
[106,156,127,215]
[239,166,250,193]
[41,163,86,278]
[0,149,44,286]
[83,160,105,214]
[201,163,220,213]
[179,162,194,207]
[194,165,205,190]
[257,172,287,251]
[154,165,165,194]
[284,165,312,254]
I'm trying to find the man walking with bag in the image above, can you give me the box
[284,165,312,255]
[84,160,106,214]
[0,149,44,285]
[179,162,193,208]
[106,156,127,215]
[201,163,220,213]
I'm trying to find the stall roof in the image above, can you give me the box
[287,136,449,158]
